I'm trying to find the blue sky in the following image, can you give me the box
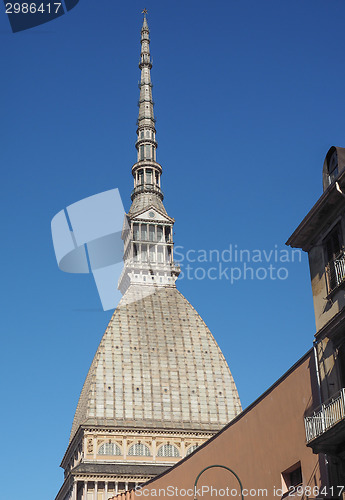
[1,0,344,498]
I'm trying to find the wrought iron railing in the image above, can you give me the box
[326,252,345,292]
[304,388,345,443]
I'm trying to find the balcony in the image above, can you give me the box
[304,388,345,455]
[326,252,345,293]
[131,183,163,201]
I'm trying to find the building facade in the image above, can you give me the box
[54,13,241,500]
[287,146,345,492]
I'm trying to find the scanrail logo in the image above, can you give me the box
[134,485,345,498]
[175,245,302,283]
[51,189,127,311]
[135,485,268,497]
[3,0,80,32]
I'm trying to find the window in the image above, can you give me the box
[289,467,302,486]
[133,224,139,241]
[128,443,151,456]
[133,243,138,261]
[328,149,338,186]
[165,227,171,242]
[139,145,144,160]
[138,170,144,185]
[186,445,198,456]
[149,246,156,262]
[98,442,121,456]
[141,224,147,241]
[133,244,138,261]
[324,225,344,292]
[141,244,148,262]
[149,225,155,242]
[282,463,302,493]
[157,444,180,457]
[146,169,152,184]
[145,145,151,159]
[157,226,163,242]
[157,246,164,263]
[338,342,345,388]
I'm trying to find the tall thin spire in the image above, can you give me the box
[118,12,180,294]
[131,11,162,204]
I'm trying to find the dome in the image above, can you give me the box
[70,285,241,441]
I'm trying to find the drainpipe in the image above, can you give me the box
[313,340,330,490]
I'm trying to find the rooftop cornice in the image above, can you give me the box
[79,424,215,437]
[286,169,345,251]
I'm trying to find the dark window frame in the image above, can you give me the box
[323,223,344,293]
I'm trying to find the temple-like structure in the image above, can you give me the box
[54,12,241,500]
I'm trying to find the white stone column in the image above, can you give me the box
[93,436,97,460]
[94,481,98,500]
[181,439,185,456]
[105,482,108,500]
[72,482,77,500]
[123,437,127,459]
[125,482,129,492]
[83,482,87,500]
[115,482,119,496]
[152,438,156,460]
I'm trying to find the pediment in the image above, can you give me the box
[132,206,174,223]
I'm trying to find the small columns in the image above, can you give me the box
[72,481,77,500]
[135,12,160,189]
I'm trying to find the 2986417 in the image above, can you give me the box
[5,3,62,14]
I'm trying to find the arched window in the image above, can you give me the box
[157,444,180,457]
[328,149,339,185]
[98,442,121,456]
[128,443,151,457]
[186,445,198,456]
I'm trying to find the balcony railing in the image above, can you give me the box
[304,388,345,443]
[326,252,345,292]
[131,183,163,200]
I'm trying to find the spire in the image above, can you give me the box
[118,12,180,294]
[131,10,162,205]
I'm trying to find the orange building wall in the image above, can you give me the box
[114,350,328,500]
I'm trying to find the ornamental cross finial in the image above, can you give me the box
[142,8,148,15]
